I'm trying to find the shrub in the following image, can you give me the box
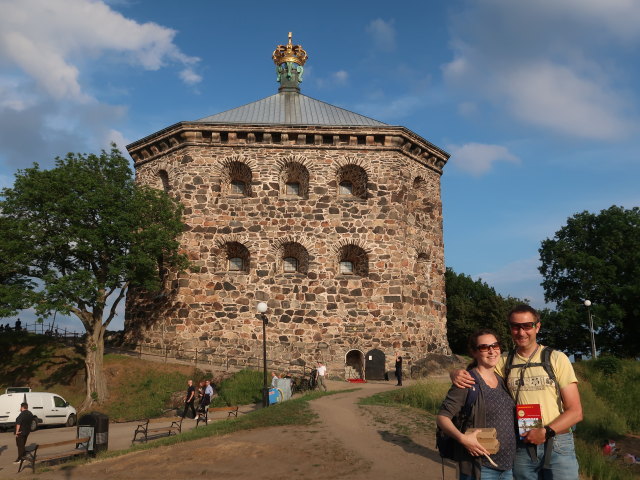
[215,369,264,406]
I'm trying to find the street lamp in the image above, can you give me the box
[583,300,597,359]
[257,301,269,407]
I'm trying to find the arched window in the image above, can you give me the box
[339,261,354,275]
[336,165,367,199]
[224,242,250,273]
[158,170,170,192]
[415,252,429,275]
[279,161,309,198]
[278,242,309,274]
[224,161,252,197]
[337,244,368,277]
[413,176,426,189]
[231,180,246,195]
[229,257,245,271]
[286,182,300,196]
[283,257,298,273]
[338,181,353,196]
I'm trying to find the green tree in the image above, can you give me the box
[445,268,525,354]
[539,206,640,357]
[0,147,190,409]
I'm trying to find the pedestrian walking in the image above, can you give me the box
[182,379,196,419]
[14,403,34,464]
[395,353,403,386]
[316,361,327,391]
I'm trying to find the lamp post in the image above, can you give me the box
[583,300,597,359]
[257,302,269,407]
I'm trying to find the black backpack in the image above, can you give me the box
[436,369,481,460]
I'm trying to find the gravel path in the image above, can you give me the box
[2,380,457,480]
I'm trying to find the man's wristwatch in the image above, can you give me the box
[544,425,556,440]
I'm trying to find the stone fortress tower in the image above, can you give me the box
[125,34,450,380]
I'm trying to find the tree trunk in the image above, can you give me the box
[80,323,108,412]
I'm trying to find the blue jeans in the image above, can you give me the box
[460,466,513,480]
[514,433,579,480]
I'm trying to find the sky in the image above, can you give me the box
[1,0,638,333]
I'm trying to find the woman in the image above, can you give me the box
[437,329,516,480]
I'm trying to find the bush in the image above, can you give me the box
[360,379,450,414]
[576,358,640,432]
[215,369,264,406]
[591,356,622,376]
[109,369,190,421]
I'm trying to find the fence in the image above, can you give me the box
[0,321,84,343]
[5,321,312,378]
[109,342,312,377]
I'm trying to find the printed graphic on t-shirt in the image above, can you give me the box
[507,375,556,391]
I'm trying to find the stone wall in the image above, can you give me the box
[125,125,450,377]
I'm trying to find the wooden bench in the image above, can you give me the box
[18,436,91,473]
[131,416,183,444]
[196,405,239,427]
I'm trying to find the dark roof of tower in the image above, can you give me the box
[194,92,388,127]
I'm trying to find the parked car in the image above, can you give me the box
[0,390,77,431]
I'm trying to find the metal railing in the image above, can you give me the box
[109,342,312,377]
[0,322,83,342]
[3,321,312,378]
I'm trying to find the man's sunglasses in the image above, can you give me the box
[509,321,538,331]
[475,342,501,352]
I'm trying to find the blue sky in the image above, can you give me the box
[1,0,638,332]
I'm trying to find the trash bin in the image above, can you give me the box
[77,412,109,454]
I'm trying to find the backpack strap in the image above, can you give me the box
[506,346,563,412]
[505,348,516,381]
[459,369,481,430]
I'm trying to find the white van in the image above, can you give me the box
[0,391,77,431]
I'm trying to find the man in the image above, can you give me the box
[14,402,34,463]
[395,353,403,386]
[182,379,196,419]
[204,380,215,405]
[452,305,583,479]
[271,372,279,388]
[316,361,327,392]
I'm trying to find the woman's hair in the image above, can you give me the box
[466,328,501,369]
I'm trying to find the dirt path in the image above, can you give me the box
[5,380,457,480]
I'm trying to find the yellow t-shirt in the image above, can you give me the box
[495,346,578,425]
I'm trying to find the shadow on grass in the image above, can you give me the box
[0,332,85,389]
[377,429,444,464]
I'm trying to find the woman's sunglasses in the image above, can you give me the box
[475,342,501,352]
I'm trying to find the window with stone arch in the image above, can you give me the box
[415,252,429,276]
[279,161,309,199]
[224,242,250,273]
[278,242,309,274]
[223,161,253,197]
[336,164,367,199]
[158,170,170,192]
[337,244,369,277]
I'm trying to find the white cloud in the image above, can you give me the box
[179,67,202,86]
[474,257,547,308]
[501,62,632,139]
[0,0,201,102]
[332,70,349,85]
[314,70,350,89]
[447,142,519,176]
[0,0,201,168]
[366,19,396,52]
[443,0,639,140]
